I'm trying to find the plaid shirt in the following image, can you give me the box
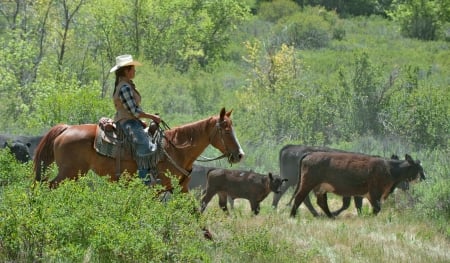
[118,84,143,118]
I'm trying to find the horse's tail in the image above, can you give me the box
[34,124,69,183]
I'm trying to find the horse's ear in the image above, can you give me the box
[226,109,233,118]
[219,107,226,120]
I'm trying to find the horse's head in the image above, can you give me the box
[209,108,245,164]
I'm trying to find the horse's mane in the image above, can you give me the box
[164,117,214,145]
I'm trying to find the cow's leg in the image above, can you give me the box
[218,192,229,213]
[331,196,351,217]
[200,190,216,213]
[290,187,312,217]
[250,200,261,215]
[353,196,363,215]
[368,191,382,215]
[316,193,334,218]
[227,196,235,209]
[273,184,288,208]
[303,193,320,217]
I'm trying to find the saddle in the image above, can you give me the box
[94,117,165,177]
[94,117,134,161]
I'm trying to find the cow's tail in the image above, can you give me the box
[287,152,311,205]
[33,124,69,183]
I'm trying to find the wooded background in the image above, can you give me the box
[0,0,449,170]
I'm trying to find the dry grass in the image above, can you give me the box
[201,191,450,263]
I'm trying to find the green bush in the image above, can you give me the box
[388,0,447,40]
[0,149,31,187]
[276,10,332,49]
[258,0,301,23]
[28,73,113,129]
[0,172,209,262]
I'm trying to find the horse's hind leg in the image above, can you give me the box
[49,172,66,188]
[48,167,81,188]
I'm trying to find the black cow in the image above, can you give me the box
[290,152,425,218]
[1,141,32,163]
[201,169,288,215]
[0,134,43,159]
[14,135,43,159]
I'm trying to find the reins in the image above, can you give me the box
[161,119,232,165]
[157,120,191,176]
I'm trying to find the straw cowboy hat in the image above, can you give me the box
[109,54,142,72]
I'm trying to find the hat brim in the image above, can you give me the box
[109,61,143,73]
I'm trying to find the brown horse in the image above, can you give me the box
[33,108,245,191]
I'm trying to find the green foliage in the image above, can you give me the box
[273,6,341,50]
[0,149,32,187]
[27,71,113,129]
[382,65,450,148]
[258,0,301,22]
[0,172,209,262]
[338,51,391,136]
[300,0,391,17]
[388,0,449,40]
[0,30,39,124]
[413,149,450,234]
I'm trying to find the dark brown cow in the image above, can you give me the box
[287,154,408,216]
[290,153,425,218]
[201,169,288,215]
[189,164,240,209]
[276,144,405,216]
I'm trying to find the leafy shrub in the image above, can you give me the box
[382,65,450,148]
[0,149,31,187]
[0,172,210,262]
[28,72,112,129]
[388,0,447,40]
[413,148,450,235]
[276,11,331,49]
[258,0,301,23]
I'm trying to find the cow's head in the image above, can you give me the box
[4,141,31,163]
[405,154,426,182]
[268,172,288,194]
[391,154,409,190]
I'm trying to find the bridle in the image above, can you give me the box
[158,118,237,176]
[196,119,236,163]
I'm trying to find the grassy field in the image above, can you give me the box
[201,189,450,263]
